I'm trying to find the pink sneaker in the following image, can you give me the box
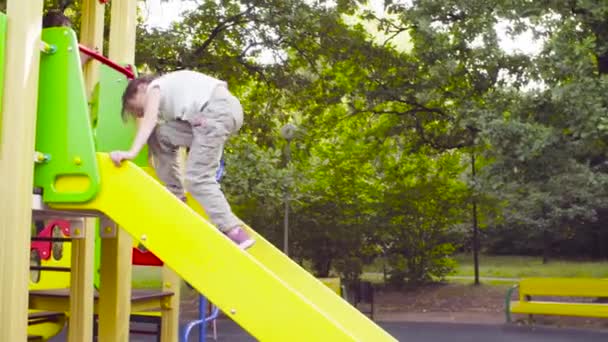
[225,227,255,250]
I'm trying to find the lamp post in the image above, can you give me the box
[467,125,480,286]
[471,148,480,286]
[280,123,297,256]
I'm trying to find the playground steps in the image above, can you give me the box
[29,288,174,313]
[27,311,66,342]
[28,311,65,326]
[32,194,98,219]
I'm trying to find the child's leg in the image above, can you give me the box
[147,121,193,201]
[185,134,237,230]
[185,90,253,249]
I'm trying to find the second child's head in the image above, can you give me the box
[43,10,72,28]
[121,76,157,120]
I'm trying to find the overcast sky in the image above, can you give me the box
[142,0,542,56]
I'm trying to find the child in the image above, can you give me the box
[110,70,255,249]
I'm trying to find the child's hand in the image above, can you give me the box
[109,150,135,166]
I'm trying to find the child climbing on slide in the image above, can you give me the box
[109,70,255,250]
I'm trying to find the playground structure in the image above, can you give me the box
[0,0,397,341]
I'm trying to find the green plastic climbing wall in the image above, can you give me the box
[34,27,100,203]
[93,64,148,166]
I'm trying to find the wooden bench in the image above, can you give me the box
[505,278,608,323]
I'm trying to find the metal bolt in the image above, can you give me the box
[141,234,147,241]
[74,229,81,236]
[74,156,81,165]
[67,46,73,52]
[105,226,112,233]
[230,309,237,315]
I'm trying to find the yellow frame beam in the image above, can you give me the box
[160,267,181,342]
[68,219,95,342]
[74,2,105,340]
[80,0,106,96]
[0,0,44,341]
[98,222,133,342]
[97,0,138,341]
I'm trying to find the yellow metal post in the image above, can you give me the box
[97,1,137,341]
[108,0,137,62]
[80,0,105,95]
[0,0,43,341]
[68,219,95,342]
[161,266,181,342]
[98,218,133,342]
[65,3,106,340]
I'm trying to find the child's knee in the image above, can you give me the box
[184,173,218,191]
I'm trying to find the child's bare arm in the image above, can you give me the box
[128,86,160,157]
[109,87,160,166]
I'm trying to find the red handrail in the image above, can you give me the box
[78,44,135,79]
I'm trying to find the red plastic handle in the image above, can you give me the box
[78,44,135,79]
[99,0,110,4]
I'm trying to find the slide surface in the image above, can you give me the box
[54,154,396,342]
[184,191,397,342]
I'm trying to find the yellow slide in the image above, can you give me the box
[54,154,397,342]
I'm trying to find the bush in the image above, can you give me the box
[386,241,457,286]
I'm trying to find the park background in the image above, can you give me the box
[26,0,608,329]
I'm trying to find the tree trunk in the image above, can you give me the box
[542,229,551,264]
[598,54,608,75]
[471,150,480,285]
[313,258,331,277]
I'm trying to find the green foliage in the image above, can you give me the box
[379,147,466,285]
[31,0,608,285]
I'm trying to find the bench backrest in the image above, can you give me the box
[519,278,608,300]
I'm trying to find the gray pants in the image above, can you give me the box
[148,86,243,232]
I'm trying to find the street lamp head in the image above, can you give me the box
[280,123,297,141]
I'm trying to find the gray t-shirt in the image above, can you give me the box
[148,70,227,121]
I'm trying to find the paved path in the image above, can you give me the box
[51,319,608,342]
[363,272,520,282]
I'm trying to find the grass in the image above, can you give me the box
[132,266,162,289]
[130,254,608,290]
[452,254,608,279]
[360,254,608,286]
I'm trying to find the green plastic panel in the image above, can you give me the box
[94,65,148,167]
[34,27,100,203]
[0,13,7,144]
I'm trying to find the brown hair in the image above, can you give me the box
[121,75,157,120]
[43,10,72,28]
